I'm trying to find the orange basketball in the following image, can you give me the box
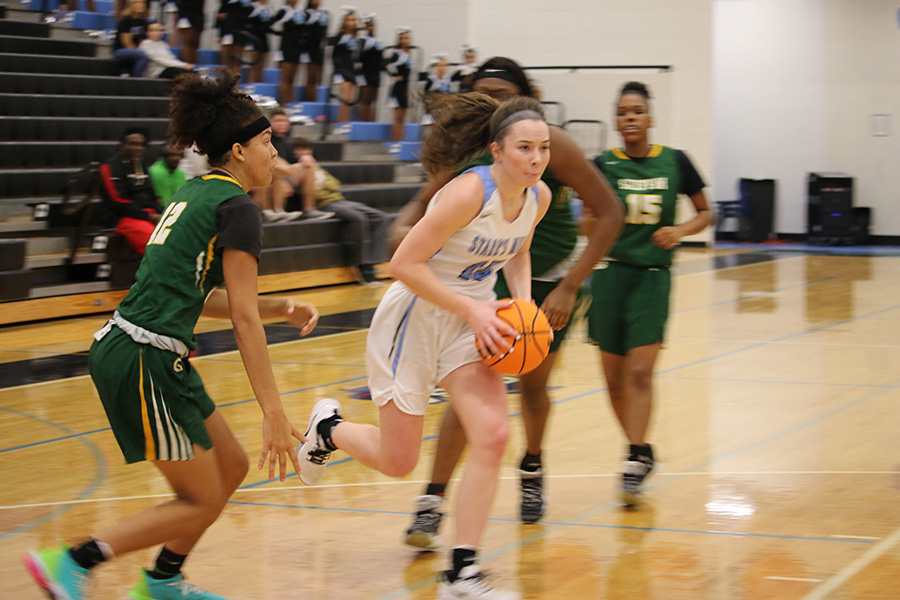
[476,298,552,375]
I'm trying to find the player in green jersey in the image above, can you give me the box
[392,56,623,547]
[588,81,712,506]
[23,72,320,600]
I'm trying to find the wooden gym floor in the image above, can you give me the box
[1,245,899,599]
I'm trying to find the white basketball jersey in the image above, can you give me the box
[424,165,539,302]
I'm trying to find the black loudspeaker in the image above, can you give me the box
[808,172,853,245]
[738,178,776,243]
[851,206,871,245]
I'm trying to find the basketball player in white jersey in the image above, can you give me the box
[297,94,552,599]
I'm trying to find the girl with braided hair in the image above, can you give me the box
[23,72,320,600]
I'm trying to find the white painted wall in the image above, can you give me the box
[712,0,828,235]
[713,0,900,236]
[470,0,714,241]
[825,0,900,237]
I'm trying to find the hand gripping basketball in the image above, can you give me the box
[476,298,552,375]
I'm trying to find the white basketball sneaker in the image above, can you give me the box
[296,398,342,485]
[437,565,521,600]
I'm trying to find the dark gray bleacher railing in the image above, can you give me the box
[524,65,672,72]
[540,101,565,128]
[562,119,608,158]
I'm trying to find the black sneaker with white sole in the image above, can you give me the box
[404,494,443,550]
[519,468,547,523]
[620,455,657,507]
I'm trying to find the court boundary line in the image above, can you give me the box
[2,469,894,511]
[3,250,898,593]
[800,524,900,599]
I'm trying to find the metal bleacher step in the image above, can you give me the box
[341,140,398,162]
[26,235,72,255]
[0,219,47,235]
[27,280,110,299]
[25,250,106,269]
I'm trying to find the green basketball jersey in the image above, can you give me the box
[598,145,681,267]
[117,174,248,349]
[466,140,577,278]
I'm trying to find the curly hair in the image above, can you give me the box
[167,71,263,166]
[420,93,545,176]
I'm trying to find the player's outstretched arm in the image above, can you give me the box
[221,248,303,482]
[203,289,319,337]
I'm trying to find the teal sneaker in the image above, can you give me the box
[23,544,92,600]
[127,569,226,600]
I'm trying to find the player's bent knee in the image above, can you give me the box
[471,421,510,459]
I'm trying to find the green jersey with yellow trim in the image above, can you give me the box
[466,139,576,278]
[117,174,250,349]
[597,145,681,267]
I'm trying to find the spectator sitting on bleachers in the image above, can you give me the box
[113,0,150,78]
[292,137,389,284]
[149,144,188,206]
[252,108,332,222]
[139,21,195,79]
[99,127,163,255]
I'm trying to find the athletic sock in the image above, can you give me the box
[148,546,188,580]
[449,546,477,581]
[69,539,112,570]
[425,483,447,497]
[629,443,653,462]
[520,452,542,472]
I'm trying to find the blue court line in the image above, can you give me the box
[203,357,368,369]
[660,374,900,389]
[1,427,110,454]
[368,381,897,599]
[672,276,838,314]
[0,407,107,542]
[655,301,900,378]
[3,253,895,549]
[365,308,900,597]
[0,378,369,455]
[232,298,900,489]
[225,499,872,545]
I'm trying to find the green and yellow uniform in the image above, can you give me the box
[89,172,263,462]
[588,145,705,354]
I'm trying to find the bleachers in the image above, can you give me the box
[0,93,171,118]
[0,2,425,323]
[0,52,122,75]
[0,72,171,95]
[0,33,95,55]
[0,116,170,141]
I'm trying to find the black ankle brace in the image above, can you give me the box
[318,414,343,452]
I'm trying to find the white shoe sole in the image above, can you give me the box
[296,398,342,485]
[620,461,663,507]
[404,531,440,550]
